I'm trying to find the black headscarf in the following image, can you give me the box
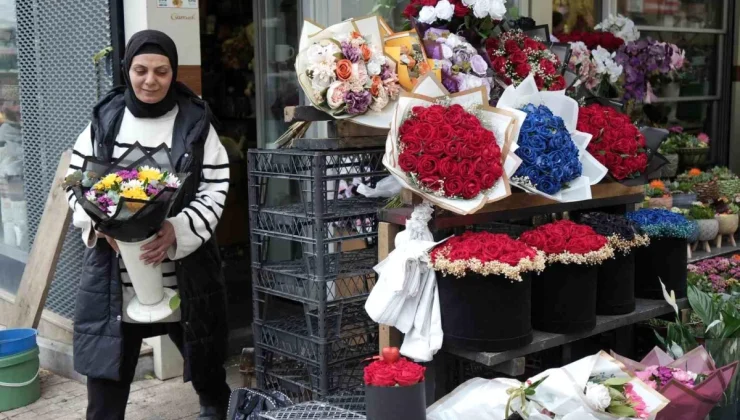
[122,30,194,118]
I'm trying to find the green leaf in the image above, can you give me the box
[169,294,181,311]
[608,387,626,401]
[720,309,740,338]
[603,377,631,387]
[688,284,719,329]
[528,376,548,390]
[608,403,637,417]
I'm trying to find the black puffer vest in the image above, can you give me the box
[73,87,228,383]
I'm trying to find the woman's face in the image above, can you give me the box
[129,54,173,104]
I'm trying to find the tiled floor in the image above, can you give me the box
[1,363,244,420]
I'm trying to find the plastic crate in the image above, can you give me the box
[254,304,377,367]
[259,402,366,420]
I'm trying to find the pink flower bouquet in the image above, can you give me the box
[612,346,738,420]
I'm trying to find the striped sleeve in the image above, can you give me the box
[167,125,229,260]
[67,123,97,248]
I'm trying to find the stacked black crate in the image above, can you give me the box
[248,148,387,401]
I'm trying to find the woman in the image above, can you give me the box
[66,30,231,420]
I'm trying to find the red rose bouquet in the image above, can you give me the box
[485,30,566,91]
[558,31,625,52]
[430,231,546,281]
[397,103,504,199]
[365,347,426,420]
[578,103,648,181]
[519,220,614,265]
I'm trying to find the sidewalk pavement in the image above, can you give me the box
[0,363,243,420]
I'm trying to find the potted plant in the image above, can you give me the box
[579,212,651,315]
[669,180,697,208]
[679,169,719,204]
[519,220,614,333]
[710,166,740,198]
[713,197,739,248]
[627,209,693,299]
[657,127,683,178]
[688,202,718,253]
[645,180,673,209]
[677,132,710,169]
[430,231,545,351]
[364,347,426,420]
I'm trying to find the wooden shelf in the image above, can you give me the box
[0,242,27,264]
[445,298,689,367]
[379,183,644,230]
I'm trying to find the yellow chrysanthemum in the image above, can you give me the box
[99,173,122,189]
[93,181,106,191]
[120,187,148,201]
[138,166,162,183]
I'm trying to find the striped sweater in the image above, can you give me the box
[66,106,230,323]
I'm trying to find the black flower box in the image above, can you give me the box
[634,237,687,299]
[532,263,598,333]
[437,272,533,352]
[596,251,636,315]
[365,381,426,420]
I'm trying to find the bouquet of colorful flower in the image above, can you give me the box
[519,220,614,265]
[627,208,694,239]
[578,212,650,254]
[558,30,625,52]
[430,231,546,281]
[422,28,491,93]
[583,377,651,418]
[297,16,401,128]
[612,346,739,420]
[496,75,608,202]
[485,30,566,91]
[566,42,624,98]
[384,73,524,215]
[616,39,673,102]
[365,347,427,420]
[595,14,641,43]
[402,0,507,36]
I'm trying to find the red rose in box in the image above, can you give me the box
[558,30,625,52]
[520,220,614,333]
[430,231,545,351]
[364,348,426,420]
[485,29,566,91]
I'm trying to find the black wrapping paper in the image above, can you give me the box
[532,263,598,333]
[437,272,533,352]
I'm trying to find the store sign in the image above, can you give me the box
[157,0,197,9]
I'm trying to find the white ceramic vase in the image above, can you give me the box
[116,235,176,323]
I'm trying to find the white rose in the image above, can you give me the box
[367,61,381,76]
[488,0,507,20]
[441,44,454,60]
[445,33,464,48]
[418,5,438,24]
[462,0,477,6]
[585,383,612,411]
[435,0,455,21]
[473,0,492,18]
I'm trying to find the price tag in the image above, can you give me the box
[157,0,198,9]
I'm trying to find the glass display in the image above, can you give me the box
[0,0,26,294]
[617,0,723,29]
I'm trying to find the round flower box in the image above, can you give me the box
[672,193,697,209]
[364,355,426,420]
[635,237,688,299]
[431,232,545,352]
[660,154,679,178]
[695,219,719,242]
[596,251,636,315]
[437,272,533,351]
[532,263,598,333]
[678,147,709,168]
[647,196,673,209]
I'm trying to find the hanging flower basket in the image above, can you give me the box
[677,147,709,168]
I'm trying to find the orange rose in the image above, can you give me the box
[351,31,362,39]
[336,59,353,81]
[370,76,382,96]
[418,61,431,75]
[361,44,372,62]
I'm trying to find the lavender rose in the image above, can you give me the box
[470,55,488,76]
[344,90,372,115]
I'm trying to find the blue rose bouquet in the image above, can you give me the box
[513,104,583,196]
[626,208,693,239]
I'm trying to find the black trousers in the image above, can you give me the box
[86,322,231,420]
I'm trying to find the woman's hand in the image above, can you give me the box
[96,231,120,253]
[140,221,177,265]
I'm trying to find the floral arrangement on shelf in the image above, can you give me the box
[687,256,740,294]
[709,166,737,181]
[298,29,401,117]
[65,166,181,216]
[687,202,715,220]
[635,366,703,391]
[615,39,673,102]
[583,378,649,418]
[422,28,491,93]
[626,208,693,239]
[485,30,566,91]
[519,220,614,265]
[660,127,710,153]
[558,31,625,52]
[645,180,670,199]
[668,180,694,195]
[677,169,713,186]
[713,196,740,215]
[578,104,647,181]
[578,212,650,254]
[594,14,641,43]
[567,43,623,97]
[396,104,503,199]
[429,231,546,281]
[402,0,506,34]
[364,348,426,387]
[512,104,582,195]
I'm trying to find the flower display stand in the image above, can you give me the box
[692,219,719,254]
[714,214,738,248]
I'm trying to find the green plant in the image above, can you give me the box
[678,171,713,185]
[645,180,670,198]
[710,166,737,181]
[659,134,682,154]
[689,203,716,220]
[668,181,694,194]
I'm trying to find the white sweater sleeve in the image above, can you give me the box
[67,124,97,248]
[167,125,229,260]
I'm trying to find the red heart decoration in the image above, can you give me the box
[381,347,400,364]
